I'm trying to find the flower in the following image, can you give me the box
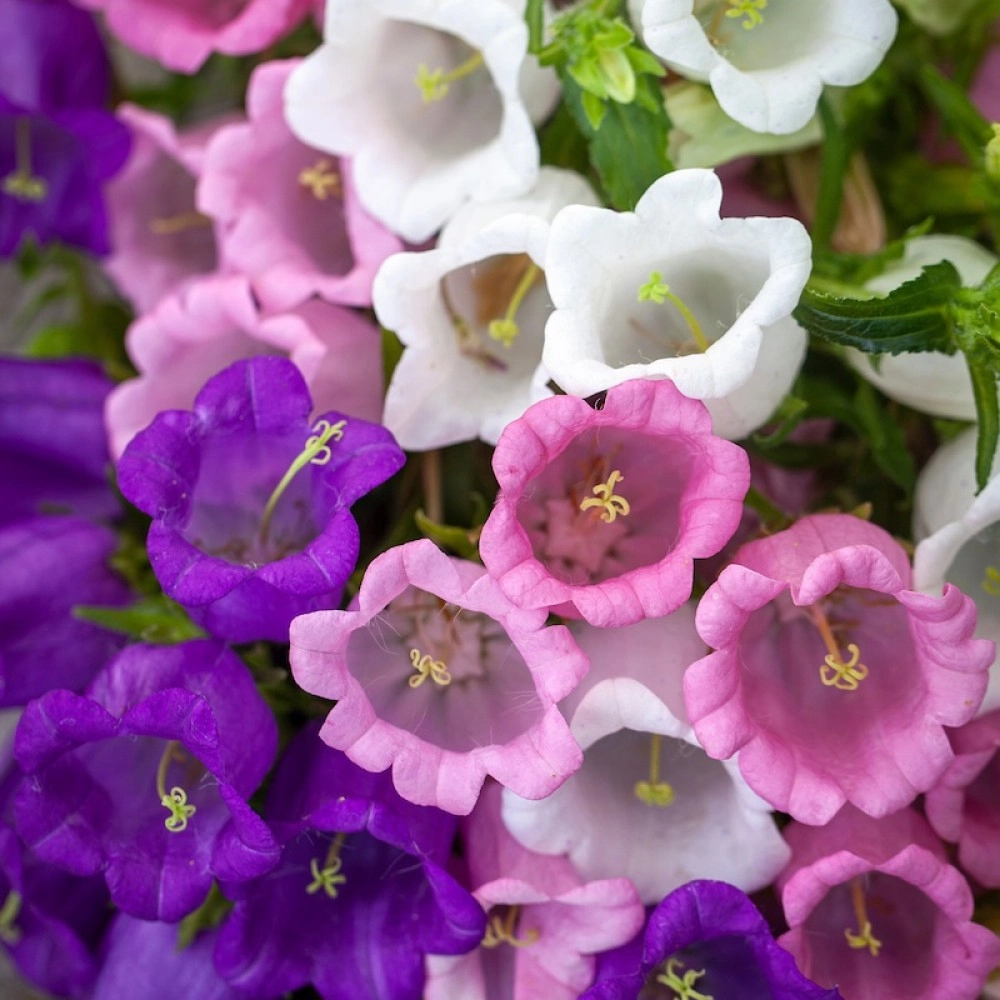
[583,879,840,999]
[213,726,485,999]
[198,59,401,313]
[104,104,227,315]
[284,0,560,242]
[502,609,790,904]
[685,513,994,825]
[633,0,898,135]
[290,538,588,815]
[13,640,279,922]
[425,783,645,1000]
[844,235,997,421]
[73,0,315,74]
[541,168,812,439]
[104,273,385,457]
[117,356,405,643]
[779,805,1000,1000]
[478,378,750,627]
[374,167,598,449]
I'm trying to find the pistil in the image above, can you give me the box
[415,52,485,103]
[299,159,342,200]
[156,741,197,834]
[580,469,630,523]
[810,603,869,692]
[634,733,675,806]
[657,958,714,999]
[3,118,47,203]
[306,832,348,899]
[637,272,710,352]
[844,877,882,957]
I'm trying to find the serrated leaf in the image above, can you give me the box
[74,596,205,644]
[794,262,961,355]
[965,347,1000,490]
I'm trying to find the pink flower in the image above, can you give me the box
[478,379,750,628]
[289,539,588,815]
[74,0,314,73]
[197,60,401,313]
[685,514,994,825]
[925,709,1000,888]
[425,784,644,1000]
[104,105,228,314]
[104,274,383,458]
[779,805,1000,1000]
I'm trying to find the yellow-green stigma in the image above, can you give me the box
[3,118,47,203]
[481,905,540,949]
[408,647,451,688]
[657,958,714,999]
[844,878,882,957]
[306,832,347,899]
[156,742,196,834]
[637,271,710,353]
[725,0,767,30]
[0,890,22,945]
[259,418,347,547]
[634,732,675,807]
[488,260,542,348]
[299,159,342,200]
[811,604,869,692]
[580,469,630,524]
[983,565,1000,596]
[415,51,485,103]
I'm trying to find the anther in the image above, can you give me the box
[156,741,196,834]
[481,905,540,949]
[487,261,542,348]
[844,878,882,957]
[0,891,22,945]
[983,566,1000,596]
[408,647,451,688]
[580,470,630,523]
[3,118,47,203]
[657,958,714,1000]
[306,832,348,899]
[634,733,675,807]
[415,52,485,103]
[725,0,767,30]
[299,159,342,200]
[811,605,869,692]
[637,271,709,352]
[149,211,212,235]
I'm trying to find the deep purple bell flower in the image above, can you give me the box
[213,726,486,1000]
[116,356,406,643]
[584,880,841,1000]
[12,641,279,922]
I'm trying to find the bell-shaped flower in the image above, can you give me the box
[478,378,750,627]
[426,783,645,1000]
[374,167,598,449]
[289,538,588,815]
[632,0,897,135]
[12,641,280,922]
[844,235,997,421]
[104,104,228,315]
[583,879,840,999]
[914,427,1000,714]
[685,513,994,825]
[541,169,812,439]
[117,356,404,643]
[214,726,485,999]
[105,273,385,457]
[779,805,1000,1000]
[503,608,789,904]
[73,0,314,73]
[198,59,401,313]
[284,0,560,242]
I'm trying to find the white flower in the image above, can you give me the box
[374,167,598,450]
[541,168,812,440]
[284,0,560,243]
[914,428,1000,715]
[845,235,997,421]
[632,0,897,134]
[501,608,790,904]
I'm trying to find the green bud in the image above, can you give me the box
[597,46,636,103]
[986,124,1000,184]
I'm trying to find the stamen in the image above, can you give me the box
[149,211,212,235]
[811,604,869,692]
[580,469,631,523]
[844,878,882,957]
[481,905,540,949]
[657,958,714,1000]
[259,418,347,547]
[306,832,347,899]
[725,0,767,30]
[0,891,22,945]
[983,566,1000,596]
[408,647,451,688]
[487,261,542,348]
[298,159,342,200]
[3,118,47,203]
[637,272,709,352]
[415,52,485,103]
[634,733,675,807]
[156,741,196,834]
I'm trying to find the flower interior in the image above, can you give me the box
[946,522,1000,605]
[640,936,772,998]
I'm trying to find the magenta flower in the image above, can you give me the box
[925,708,1000,888]
[197,59,401,313]
[290,539,588,815]
[105,274,384,457]
[779,806,1000,1000]
[478,378,749,627]
[74,0,314,73]
[685,514,994,825]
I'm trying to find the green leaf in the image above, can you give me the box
[752,394,809,449]
[569,58,610,100]
[539,102,592,174]
[812,95,853,252]
[525,0,544,52]
[625,47,667,78]
[177,883,231,950]
[810,219,934,286]
[74,596,205,644]
[966,348,1000,490]
[580,88,608,130]
[381,326,404,387]
[414,509,480,561]
[919,64,993,166]
[794,262,962,355]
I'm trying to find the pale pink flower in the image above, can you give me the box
[289,539,588,816]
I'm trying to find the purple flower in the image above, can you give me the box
[214,727,486,1000]
[12,641,279,922]
[117,356,405,643]
[0,516,129,706]
[0,357,119,527]
[583,880,840,1000]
